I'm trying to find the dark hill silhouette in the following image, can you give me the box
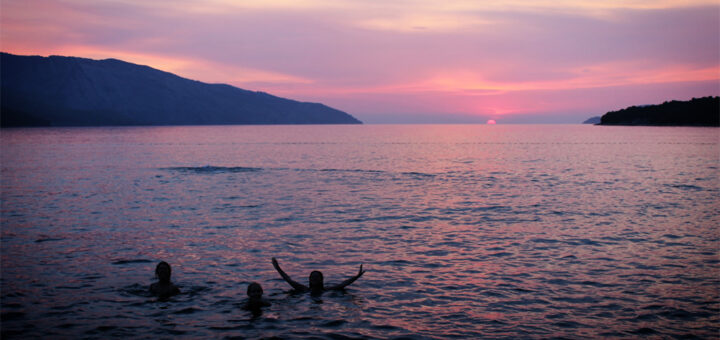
[1,52,361,127]
[599,97,719,126]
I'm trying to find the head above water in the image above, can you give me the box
[155,261,172,282]
[308,270,324,290]
[247,282,263,299]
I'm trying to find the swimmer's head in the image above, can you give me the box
[247,282,263,299]
[309,271,324,290]
[155,261,172,282]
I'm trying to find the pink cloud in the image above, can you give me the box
[1,0,718,122]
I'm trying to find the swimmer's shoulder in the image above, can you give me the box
[150,282,180,297]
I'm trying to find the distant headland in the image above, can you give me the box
[0,52,362,127]
[597,96,719,126]
[582,116,601,124]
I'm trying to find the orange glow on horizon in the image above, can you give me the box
[5,46,714,117]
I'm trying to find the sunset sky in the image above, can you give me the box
[2,0,718,123]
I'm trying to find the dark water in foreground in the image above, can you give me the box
[1,125,719,339]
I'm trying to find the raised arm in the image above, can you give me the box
[272,257,308,291]
[328,264,366,290]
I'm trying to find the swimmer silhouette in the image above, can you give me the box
[245,282,271,311]
[272,257,365,294]
[149,261,180,299]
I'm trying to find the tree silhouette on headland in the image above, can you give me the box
[599,96,719,126]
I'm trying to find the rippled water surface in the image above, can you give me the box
[2,125,719,339]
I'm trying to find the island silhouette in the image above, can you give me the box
[597,96,719,126]
[0,52,362,127]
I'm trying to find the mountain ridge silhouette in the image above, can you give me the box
[1,52,361,127]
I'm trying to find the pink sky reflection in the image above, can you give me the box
[1,0,718,123]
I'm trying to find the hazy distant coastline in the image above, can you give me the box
[0,52,362,127]
[582,116,601,124]
[597,97,719,126]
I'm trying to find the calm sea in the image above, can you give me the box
[1,125,718,339]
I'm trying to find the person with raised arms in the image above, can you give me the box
[271,257,365,294]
